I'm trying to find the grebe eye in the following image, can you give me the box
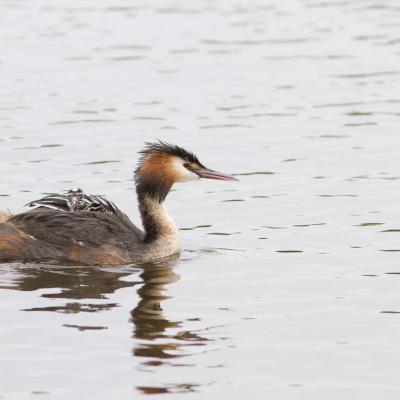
[183,162,191,169]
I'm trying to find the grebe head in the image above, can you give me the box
[135,141,237,202]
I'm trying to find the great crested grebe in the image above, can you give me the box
[0,142,237,265]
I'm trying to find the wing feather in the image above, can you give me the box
[23,189,144,239]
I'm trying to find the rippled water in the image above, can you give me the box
[1,0,400,398]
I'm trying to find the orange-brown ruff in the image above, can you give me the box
[0,142,237,265]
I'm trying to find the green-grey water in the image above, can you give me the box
[1,0,400,398]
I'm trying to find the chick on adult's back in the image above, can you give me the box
[0,142,237,265]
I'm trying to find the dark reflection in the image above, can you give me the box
[0,258,209,349]
[0,263,140,330]
[4,264,138,317]
[0,258,209,393]
[131,261,180,342]
[131,259,209,364]
[137,383,200,395]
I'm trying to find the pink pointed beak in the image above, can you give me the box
[194,168,238,181]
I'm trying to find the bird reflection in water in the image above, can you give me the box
[0,259,208,393]
[0,257,209,373]
[132,257,209,365]
[2,263,138,325]
[131,257,209,395]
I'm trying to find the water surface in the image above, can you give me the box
[1,0,400,399]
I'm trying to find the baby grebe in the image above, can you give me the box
[0,142,237,265]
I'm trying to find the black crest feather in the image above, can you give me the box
[138,141,202,166]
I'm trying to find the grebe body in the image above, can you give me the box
[0,142,236,265]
